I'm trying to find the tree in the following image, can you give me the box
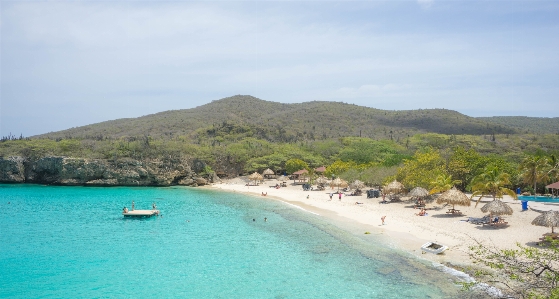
[465,239,559,299]
[471,166,517,207]
[548,155,559,183]
[285,158,309,174]
[519,156,550,195]
[429,173,461,194]
[395,148,446,189]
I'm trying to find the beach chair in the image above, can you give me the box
[468,215,490,225]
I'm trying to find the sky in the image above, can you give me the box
[1,0,558,137]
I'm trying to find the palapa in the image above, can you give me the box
[248,172,263,185]
[263,168,274,175]
[480,200,513,216]
[315,176,328,185]
[262,168,275,179]
[350,180,366,190]
[532,210,559,234]
[383,180,405,194]
[436,187,471,210]
[330,177,348,191]
[408,187,429,198]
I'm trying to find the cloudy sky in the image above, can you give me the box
[1,0,558,137]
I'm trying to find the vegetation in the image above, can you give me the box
[3,95,559,296]
[466,239,559,299]
[2,96,559,194]
[470,166,517,206]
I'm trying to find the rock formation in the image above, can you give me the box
[0,156,212,187]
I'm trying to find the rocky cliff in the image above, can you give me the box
[0,156,216,186]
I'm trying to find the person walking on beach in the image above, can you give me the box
[329,193,333,201]
[381,216,386,225]
[339,192,342,201]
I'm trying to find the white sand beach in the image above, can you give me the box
[207,177,559,269]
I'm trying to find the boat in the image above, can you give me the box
[122,209,160,218]
[421,242,448,254]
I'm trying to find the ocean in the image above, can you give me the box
[0,184,467,298]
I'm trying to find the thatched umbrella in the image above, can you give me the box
[408,187,429,198]
[350,180,366,191]
[480,200,513,216]
[436,187,471,211]
[316,176,328,185]
[383,180,405,194]
[248,172,263,185]
[262,168,275,179]
[481,200,513,224]
[330,177,348,191]
[532,210,559,234]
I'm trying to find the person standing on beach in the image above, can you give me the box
[339,192,342,201]
[329,193,333,201]
[381,216,386,225]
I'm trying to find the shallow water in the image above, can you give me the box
[0,184,465,298]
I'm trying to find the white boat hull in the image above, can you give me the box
[421,242,448,254]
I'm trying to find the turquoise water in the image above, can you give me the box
[518,195,559,202]
[0,184,464,298]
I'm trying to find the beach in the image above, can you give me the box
[208,177,559,270]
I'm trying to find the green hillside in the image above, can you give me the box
[477,116,559,135]
[35,95,518,142]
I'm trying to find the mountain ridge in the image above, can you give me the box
[34,95,554,141]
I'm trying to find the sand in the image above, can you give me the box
[205,177,559,270]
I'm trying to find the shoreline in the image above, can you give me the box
[205,178,559,271]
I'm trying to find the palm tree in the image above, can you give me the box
[548,154,559,182]
[429,173,461,194]
[471,166,517,207]
[519,156,550,196]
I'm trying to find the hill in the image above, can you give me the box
[36,95,518,142]
[477,116,559,135]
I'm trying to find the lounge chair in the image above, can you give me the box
[467,215,490,225]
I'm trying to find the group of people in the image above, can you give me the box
[122,201,157,213]
[328,192,343,201]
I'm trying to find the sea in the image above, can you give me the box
[0,184,471,298]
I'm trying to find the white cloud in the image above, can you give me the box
[1,1,558,136]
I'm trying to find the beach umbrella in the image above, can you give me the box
[316,176,328,185]
[436,187,471,210]
[532,210,559,234]
[262,168,275,179]
[330,177,348,191]
[248,172,262,185]
[383,180,405,194]
[350,180,366,190]
[408,187,429,198]
[480,200,514,216]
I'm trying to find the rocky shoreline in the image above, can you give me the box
[0,156,218,187]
